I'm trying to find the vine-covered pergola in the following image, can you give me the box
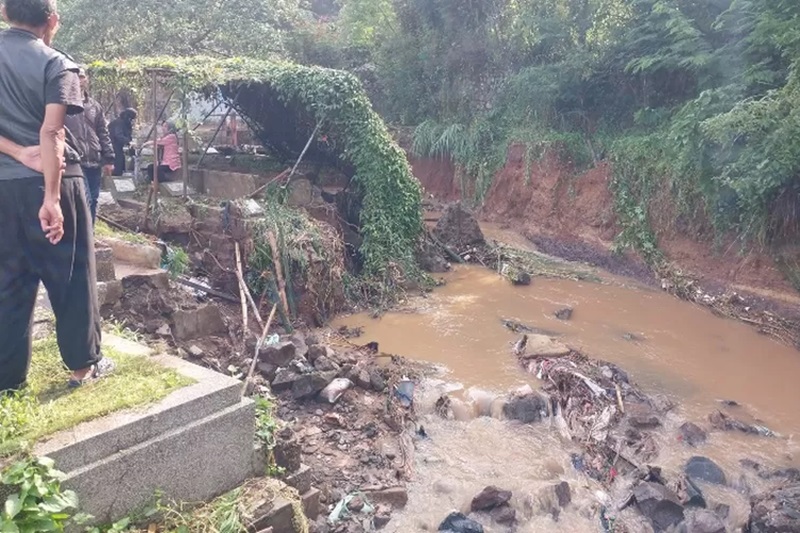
[89,56,423,277]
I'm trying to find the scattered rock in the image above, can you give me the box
[490,506,516,525]
[171,304,227,341]
[257,362,278,381]
[554,481,571,508]
[353,368,372,390]
[555,307,573,321]
[713,503,730,520]
[685,457,727,486]
[417,238,451,273]
[678,509,726,533]
[307,344,333,363]
[373,505,392,529]
[501,264,532,286]
[365,487,408,510]
[471,486,512,512]
[291,372,337,400]
[709,410,777,437]
[433,202,485,251]
[676,475,706,508]
[679,423,708,447]
[502,392,548,424]
[633,482,686,532]
[748,482,800,533]
[438,512,484,533]
[362,369,385,393]
[271,369,301,393]
[535,482,571,519]
[318,378,352,404]
[187,345,204,358]
[289,333,309,359]
[260,341,298,367]
[629,413,662,430]
[313,355,340,372]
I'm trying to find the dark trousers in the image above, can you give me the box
[0,176,102,391]
[82,165,102,224]
[145,163,173,182]
[112,142,126,176]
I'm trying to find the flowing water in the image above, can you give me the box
[333,263,800,531]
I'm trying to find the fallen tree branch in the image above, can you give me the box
[175,276,239,303]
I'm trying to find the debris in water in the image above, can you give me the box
[709,410,779,437]
[438,511,484,533]
[555,307,574,321]
[394,377,414,407]
[512,334,528,356]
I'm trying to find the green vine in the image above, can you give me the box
[0,456,79,532]
[88,57,423,287]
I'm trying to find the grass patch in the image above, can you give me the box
[95,220,151,245]
[0,336,192,458]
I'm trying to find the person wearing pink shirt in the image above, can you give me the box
[143,120,181,181]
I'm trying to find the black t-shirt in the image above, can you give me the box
[0,28,83,180]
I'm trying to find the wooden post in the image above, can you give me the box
[151,71,160,212]
[181,91,189,198]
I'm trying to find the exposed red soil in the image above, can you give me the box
[410,143,800,304]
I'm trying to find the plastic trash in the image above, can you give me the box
[328,492,374,525]
[394,377,414,407]
[320,378,353,404]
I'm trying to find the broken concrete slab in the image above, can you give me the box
[301,487,321,521]
[34,354,258,528]
[189,167,256,199]
[100,237,161,270]
[171,304,227,341]
[97,281,123,310]
[519,334,571,359]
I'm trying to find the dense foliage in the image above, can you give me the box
[325,0,800,252]
[42,0,800,259]
[89,57,422,284]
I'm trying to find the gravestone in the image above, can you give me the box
[160,181,195,197]
[97,191,116,207]
[110,178,136,200]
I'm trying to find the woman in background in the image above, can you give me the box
[108,107,137,175]
[143,120,181,182]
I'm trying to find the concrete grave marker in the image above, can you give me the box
[97,191,116,207]
[110,178,136,199]
[160,181,195,197]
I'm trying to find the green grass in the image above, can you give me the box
[0,336,192,458]
[95,220,151,245]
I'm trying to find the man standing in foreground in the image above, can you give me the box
[0,0,111,391]
[65,67,114,224]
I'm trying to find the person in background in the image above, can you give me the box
[0,0,111,392]
[64,66,114,224]
[143,120,181,182]
[108,107,136,175]
[226,111,238,148]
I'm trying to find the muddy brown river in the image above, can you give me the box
[334,263,800,531]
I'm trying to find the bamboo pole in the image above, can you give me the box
[181,91,190,198]
[268,231,289,316]
[235,242,249,333]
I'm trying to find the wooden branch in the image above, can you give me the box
[235,242,249,334]
[242,304,278,397]
[268,231,290,316]
[175,276,239,303]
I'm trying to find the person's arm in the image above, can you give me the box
[0,136,63,173]
[41,60,82,244]
[39,103,67,243]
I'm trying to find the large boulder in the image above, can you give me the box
[679,423,708,447]
[685,457,727,486]
[502,392,548,424]
[259,341,297,367]
[438,512,484,533]
[633,482,686,532]
[433,203,485,251]
[748,482,800,533]
[678,510,726,533]
[471,486,511,512]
